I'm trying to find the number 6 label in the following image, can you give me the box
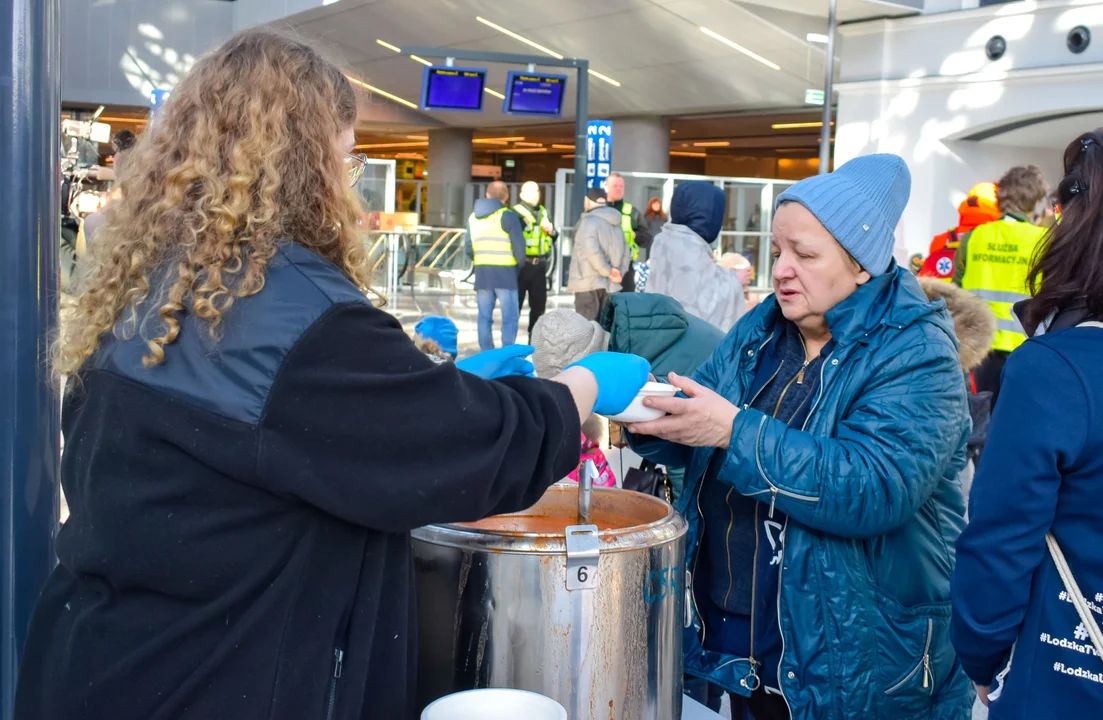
[565,525,600,591]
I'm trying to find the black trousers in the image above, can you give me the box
[621,264,636,293]
[517,258,548,338]
[973,349,1010,409]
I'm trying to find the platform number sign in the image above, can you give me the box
[586,120,613,190]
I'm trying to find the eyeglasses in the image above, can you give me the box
[345,153,368,188]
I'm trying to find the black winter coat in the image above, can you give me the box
[15,243,580,720]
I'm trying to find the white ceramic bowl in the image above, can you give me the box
[421,689,567,720]
[602,381,678,424]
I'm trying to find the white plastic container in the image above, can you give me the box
[421,689,567,720]
[602,381,678,423]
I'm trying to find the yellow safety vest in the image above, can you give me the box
[513,203,553,257]
[961,217,1047,352]
[619,202,639,261]
[468,208,517,267]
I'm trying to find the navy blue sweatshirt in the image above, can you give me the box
[951,319,1103,719]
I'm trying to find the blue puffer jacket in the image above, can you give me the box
[632,267,975,719]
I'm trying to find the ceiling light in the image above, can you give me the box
[806,33,829,44]
[406,135,428,140]
[670,151,707,158]
[484,88,505,99]
[587,69,621,87]
[356,141,429,149]
[501,147,548,154]
[97,115,147,123]
[699,27,780,71]
[563,154,576,159]
[476,16,563,59]
[514,142,543,147]
[693,141,730,147]
[772,121,833,130]
[378,39,435,68]
[477,16,620,87]
[551,144,575,150]
[474,136,526,144]
[346,75,419,109]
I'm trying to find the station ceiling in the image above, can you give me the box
[284,0,920,129]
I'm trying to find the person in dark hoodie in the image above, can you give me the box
[952,129,1103,720]
[14,30,652,720]
[648,180,747,332]
[465,180,527,350]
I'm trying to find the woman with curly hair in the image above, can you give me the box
[15,29,647,720]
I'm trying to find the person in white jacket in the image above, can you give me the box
[647,181,747,332]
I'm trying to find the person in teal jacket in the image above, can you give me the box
[627,155,974,719]
[600,292,723,379]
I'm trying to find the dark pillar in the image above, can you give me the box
[0,0,62,714]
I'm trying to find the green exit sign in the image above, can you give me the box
[804,89,825,105]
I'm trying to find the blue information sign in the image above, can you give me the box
[502,72,567,117]
[149,88,170,111]
[420,66,486,112]
[586,120,613,190]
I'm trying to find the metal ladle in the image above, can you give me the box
[577,459,596,525]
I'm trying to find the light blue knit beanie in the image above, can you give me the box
[775,154,911,276]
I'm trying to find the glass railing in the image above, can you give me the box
[363,169,795,299]
[361,226,474,299]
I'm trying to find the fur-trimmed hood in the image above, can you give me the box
[919,278,996,371]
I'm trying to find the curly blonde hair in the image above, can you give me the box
[56,29,367,376]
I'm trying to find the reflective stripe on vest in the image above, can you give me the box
[469,208,517,267]
[513,203,552,257]
[961,217,1046,352]
[619,202,639,261]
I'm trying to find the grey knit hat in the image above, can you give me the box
[530,309,610,378]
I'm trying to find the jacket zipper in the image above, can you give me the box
[775,348,837,714]
[324,648,344,720]
[746,501,762,688]
[775,519,793,715]
[722,488,737,608]
[691,455,714,647]
[884,619,934,695]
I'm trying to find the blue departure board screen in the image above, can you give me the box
[503,72,568,117]
[420,66,487,112]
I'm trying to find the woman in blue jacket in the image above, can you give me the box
[628,154,974,719]
[951,130,1103,718]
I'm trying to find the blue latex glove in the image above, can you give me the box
[565,352,651,416]
[455,345,535,379]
